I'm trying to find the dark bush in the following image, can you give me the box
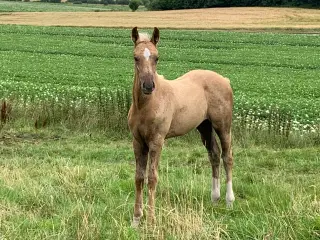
[147,0,320,10]
[40,0,62,3]
[141,0,149,7]
[116,0,129,4]
[86,0,101,4]
[129,0,141,11]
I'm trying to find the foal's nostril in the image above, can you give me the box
[143,82,155,93]
[145,86,153,91]
[146,82,154,91]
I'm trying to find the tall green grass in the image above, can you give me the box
[0,130,319,239]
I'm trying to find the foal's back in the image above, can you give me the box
[163,69,233,138]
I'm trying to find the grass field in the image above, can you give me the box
[0,6,319,240]
[0,1,142,12]
[0,128,319,239]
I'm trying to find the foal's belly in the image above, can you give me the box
[165,83,208,138]
[166,107,206,139]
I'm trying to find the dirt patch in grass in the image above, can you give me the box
[0,7,319,32]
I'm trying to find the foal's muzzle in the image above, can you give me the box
[142,81,155,95]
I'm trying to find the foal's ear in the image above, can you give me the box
[131,27,139,45]
[151,27,160,46]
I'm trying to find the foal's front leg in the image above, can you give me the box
[147,138,164,224]
[132,139,148,227]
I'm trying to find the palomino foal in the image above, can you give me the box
[128,27,235,227]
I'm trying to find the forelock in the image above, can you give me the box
[138,33,150,42]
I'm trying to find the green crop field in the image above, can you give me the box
[0,25,319,133]
[0,1,140,12]
[0,24,320,240]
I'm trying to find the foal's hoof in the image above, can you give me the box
[147,218,156,225]
[226,195,235,209]
[211,192,220,205]
[211,197,220,206]
[226,201,234,209]
[147,215,156,226]
[131,217,141,228]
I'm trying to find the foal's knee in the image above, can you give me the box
[148,175,158,188]
[222,155,233,167]
[135,173,145,185]
[211,149,220,161]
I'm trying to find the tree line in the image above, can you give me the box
[145,0,320,10]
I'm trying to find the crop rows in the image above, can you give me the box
[0,25,319,133]
[0,1,134,12]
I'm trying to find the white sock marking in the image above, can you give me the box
[143,48,151,61]
[226,181,235,207]
[211,177,220,202]
[132,216,140,228]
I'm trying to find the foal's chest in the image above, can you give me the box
[128,105,170,140]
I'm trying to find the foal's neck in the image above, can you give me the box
[132,69,157,109]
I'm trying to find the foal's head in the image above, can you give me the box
[131,27,160,95]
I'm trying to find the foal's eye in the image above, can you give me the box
[134,56,139,62]
[155,57,159,63]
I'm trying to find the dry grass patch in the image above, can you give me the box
[138,206,226,239]
[0,165,30,189]
[0,7,319,32]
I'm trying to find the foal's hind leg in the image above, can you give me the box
[216,129,235,208]
[197,120,221,203]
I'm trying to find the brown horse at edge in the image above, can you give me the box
[128,27,235,227]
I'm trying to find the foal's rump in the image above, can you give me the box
[165,69,233,138]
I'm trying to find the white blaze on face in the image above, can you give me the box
[143,48,151,61]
